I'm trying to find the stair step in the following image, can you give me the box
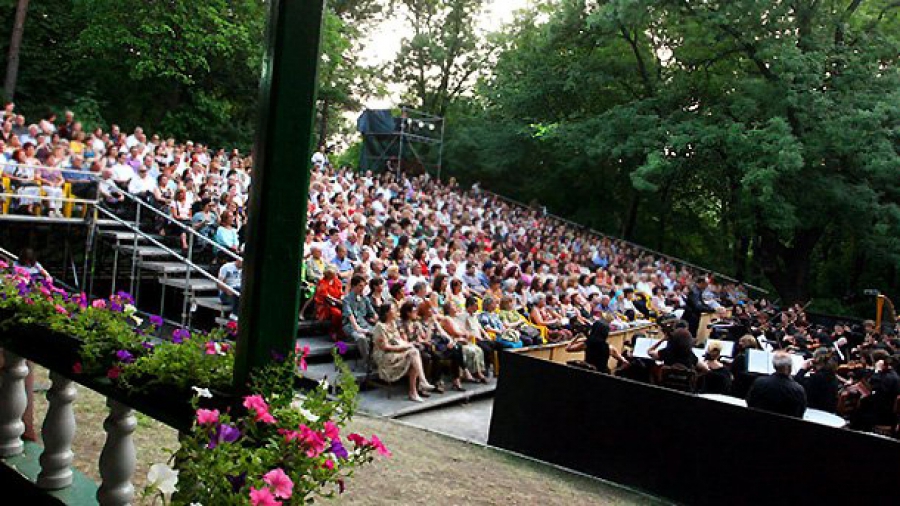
[297,319,332,335]
[303,361,369,387]
[194,296,231,312]
[101,230,147,242]
[159,278,219,292]
[116,245,171,257]
[139,261,195,274]
[95,218,127,228]
[296,336,357,358]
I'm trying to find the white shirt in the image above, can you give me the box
[112,163,134,182]
[128,174,157,194]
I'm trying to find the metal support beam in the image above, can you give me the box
[234,0,325,389]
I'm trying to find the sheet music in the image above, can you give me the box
[633,337,664,359]
[705,339,735,358]
[747,349,806,375]
[747,349,773,374]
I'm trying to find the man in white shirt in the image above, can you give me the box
[127,166,156,197]
[112,153,135,188]
[125,127,143,148]
[311,145,329,168]
[218,257,243,319]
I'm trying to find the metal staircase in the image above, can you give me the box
[91,192,238,327]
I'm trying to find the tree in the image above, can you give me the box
[448,0,900,306]
[391,0,493,116]
[3,0,29,101]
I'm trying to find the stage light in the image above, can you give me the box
[418,121,425,129]
[429,124,436,131]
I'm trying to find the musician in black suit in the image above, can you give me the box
[747,351,807,418]
[684,276,715,337]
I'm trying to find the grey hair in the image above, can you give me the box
[534,293,546,304]
[772,352,793,374]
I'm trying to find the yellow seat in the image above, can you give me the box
[1,177,9,214]
[63,182,73,217]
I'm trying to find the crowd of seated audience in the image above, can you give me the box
[6,103,898,428]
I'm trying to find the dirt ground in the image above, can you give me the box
[29,366,663,505]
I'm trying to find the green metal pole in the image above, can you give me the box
[234,0,325,389]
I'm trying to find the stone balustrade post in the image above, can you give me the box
[96,399,136,506]
[0,350,28,457]
[37,371,77,489]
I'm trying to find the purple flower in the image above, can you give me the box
[330,439,349,460]
[16,282,29,297]
[208,423,241,449]
[226,472,247,493]
[116,291,135,304]
[141,341,155,351]
[115,350,135,364]
[172,328,191,344]
[270,350,286,362]
[110,301,123,312]
[335,341,348,355]
[149,314,164,327]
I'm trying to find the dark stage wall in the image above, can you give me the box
[488,351,899,505]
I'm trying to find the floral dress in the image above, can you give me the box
[371,322,416,383]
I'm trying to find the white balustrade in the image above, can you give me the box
[97,399,137,506]
[37,371,77,489]
[0,350,28,457]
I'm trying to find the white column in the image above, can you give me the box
[37,371,77,489]
[0,350,28,457]
[96,399,136,506]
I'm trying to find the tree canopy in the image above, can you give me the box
[443,0,900,309]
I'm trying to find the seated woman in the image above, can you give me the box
[698,342,733,394]
[9,149,41,215]
[497,296,541,347]
[418,302,465,391]
[214,212,241,256]
[730,334,761,398]
[314,267,344,339]
[530,293,573,342]
[440,301,488,383]
[170,189,193,252]
[649,327,708,372]
[38,158,65,218]
[566,320,628,374]
[478,296,524,349]
[371,303,435,402]
[397,302,445,394]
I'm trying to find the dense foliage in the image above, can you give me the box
[0,0,379,149]
[442,0,900,312]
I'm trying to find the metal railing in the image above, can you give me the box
[478,188,769,294]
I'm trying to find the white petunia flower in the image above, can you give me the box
[191,386,213,399]
[147,463,179,499]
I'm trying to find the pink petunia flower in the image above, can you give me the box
[323,421,340,440]
[196,409,219,425]
[107,366,121,380]
[263,468,294,499]
[92,299,107,309]
[323,459,335,470]
[243,395,276,424]
[249,486,281,506]
[347,433,367,447]
[369,435,391,457]
[54,304,69,316]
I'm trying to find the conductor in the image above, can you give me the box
[683,276,715,337]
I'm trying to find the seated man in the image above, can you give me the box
[746,351,807,418]
[63,156,98,200]
[217,257,243,319]
[342,275,376,366]
[331,244,354,282]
